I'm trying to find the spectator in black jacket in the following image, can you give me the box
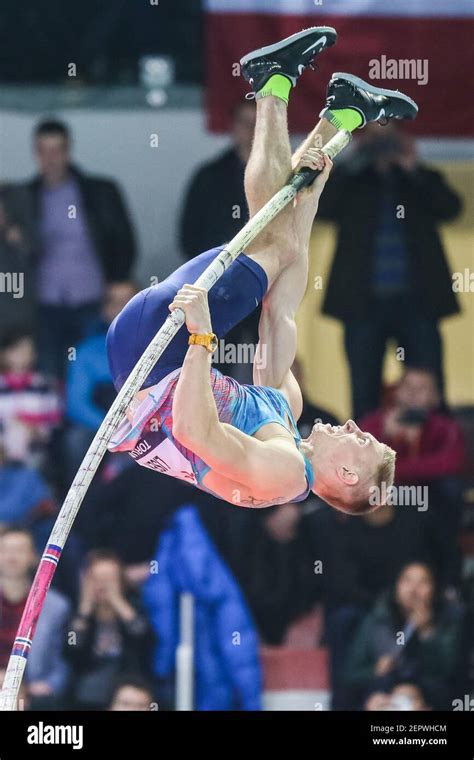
[6,119,136,379]
[65,550,154,710]
[74,462,189,575]
[318,124,462,419]
[343,562,465,710]
[306,500,461,709]
[180,102,257,383]
[0,192,35,336]
[180,101,255,259]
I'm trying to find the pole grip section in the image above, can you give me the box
[292,129,352,191]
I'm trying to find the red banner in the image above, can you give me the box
[205,9,474,137]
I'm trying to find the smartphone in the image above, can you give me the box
[399,408,428,426]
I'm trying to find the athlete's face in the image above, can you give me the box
[308,420,385,512]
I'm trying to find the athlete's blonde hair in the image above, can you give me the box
[324,443,397,516]
[376,443,397,491]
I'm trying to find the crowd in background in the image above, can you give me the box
[0,108,472,712]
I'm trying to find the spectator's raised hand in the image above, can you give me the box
[374,654,396,677]
[28,681,53,697]
[365,691,391,711]
[78,569,96,617]
[409,598,434,636]
[383,408,406,440]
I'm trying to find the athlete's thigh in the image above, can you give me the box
[107,245,268,389]
[244,240,282,289]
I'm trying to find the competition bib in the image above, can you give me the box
[108,369,198,485]
[128,427,197,484]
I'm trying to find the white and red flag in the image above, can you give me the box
[204,0,473,136]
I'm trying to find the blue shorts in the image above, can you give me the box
[107,246,268,390]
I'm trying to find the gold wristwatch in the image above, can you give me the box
[188,332,218,353]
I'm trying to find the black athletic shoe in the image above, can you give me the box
[240,26,337,96]
[321,72,418,126]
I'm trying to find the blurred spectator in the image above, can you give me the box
[361,366,466,584]
[361,367,466,485]
[318,123,462,419]
[0,192,35,335]
[0,438,55,530]
[365,682,430,711]
[0,330,62,469]
[65,550,153,710]
[180,101,255,258]
[0,528,70,709]
[143,505,262,711]
[180,101,258,383]
[64,282,137,481]
[216,502,321,646]
[343,562,465,710]
[7,119,136,379]
[306,499,461,709]
[108,675,155,711]
[74,462,188,567]
[0,438,81,601]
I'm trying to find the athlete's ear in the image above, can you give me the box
[336,465,359,486]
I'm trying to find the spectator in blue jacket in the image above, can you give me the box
[64,282,136,481]
[0,438,55,530]
[142,505,262,711]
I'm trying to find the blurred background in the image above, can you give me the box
[0,0,473,712]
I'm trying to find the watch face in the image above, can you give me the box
[210,335,218,352]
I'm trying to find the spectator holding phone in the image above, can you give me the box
[343,562,465,710]
[360,366,465,484]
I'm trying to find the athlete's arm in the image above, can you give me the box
[253,152,332,417]
[169,286,306,500]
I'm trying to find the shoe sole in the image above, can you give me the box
[240,26,337,66]
[330,72,418,116]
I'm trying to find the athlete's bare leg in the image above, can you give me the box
[244,94,339,267]
[244,104,338,404]
[243,96,297,286]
